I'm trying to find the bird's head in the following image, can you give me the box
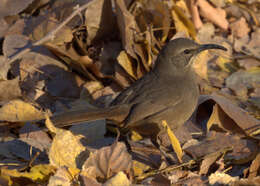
[154,38,227,74]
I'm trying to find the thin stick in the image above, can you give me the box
[5,2,93,64]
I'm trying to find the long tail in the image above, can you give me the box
[50,104,131,128]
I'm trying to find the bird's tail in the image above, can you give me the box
[50,104,131,128]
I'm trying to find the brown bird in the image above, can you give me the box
[51,38,226,142]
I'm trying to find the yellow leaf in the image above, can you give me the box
[132,160,150,177]
[117,51,137,80]
[247,66,260,73]
[192,50,210,80]
[130,130,143,141]
[215,56,235,72]
[103,171,130,186]
[0,164,55,182]
[171,5,196,39]
[206,104,220,132]
[0,100,44,122]
[47,116,90,168]
[162,120,183,163]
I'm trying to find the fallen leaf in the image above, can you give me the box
[84,0,115,45]
[134,0,171,42]
[151,174,171,186]
[0,0,33,19]
[0,78,22,101]
[231,176,260,186]
[19,123,52,152]
[206,104,244,134]
[199,93,260,137]
[117,51,137,80]
[0,18,9,38]
[132,160,150,177]
[185,132,257,164]
[115,0,140,60]
[30,16,73,45]
[199,151,223,175]
[0,56,10,80]
[226,69,260,99]
[82,142,132,179]
[48,166,80,186]
[162,120,183,163]
[209,171,239,185]
[197,23,215,43]
[171,4,196,39]
[197,0,229,30]
[248,153,260,179]
[230,17,250,38]
[0,100,44,122]
[187,0,203,29]
[0,164,55,183]
[79,174,101,186]
[237,58,260,70]
[46,117,90,169]
[192,50,210,80]
[103,171,130,186]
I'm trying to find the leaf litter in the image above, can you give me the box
[0,0,259,185]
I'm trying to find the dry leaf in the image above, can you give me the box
[79,174,101,186]
[0,55,10,80]
[0,100,44,122]
[197,0,229,30]
[84,0,115,45]
[103,171,130,186]
[117,51,137,80]
[132,160,150,177]
[0,18,9,38]
[226,69,260,99]
[185,132,257,164]
[47,117,90,169]
[19,123,52,152]
[209,172,239,185]
[133,0,171,42]
[171,5,196,39]
[199,151,223,175]
[82,142,132,179]
[206,104,244,134]
[115,0,140,60]
[248,153,260,178]
[231,176,260,186]
[230,17,250,38]
[162,120,183,163]
[192,50,210,80]
[30,16,73,45]
[0,0,33,19]
[0,78,22,101]
[199,93,260,137]
[187,0,203,29]
[48,166,80,186]
[0,164,55,183]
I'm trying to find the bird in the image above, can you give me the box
[50,38,226,143]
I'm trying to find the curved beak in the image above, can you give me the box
[198,44,227,52]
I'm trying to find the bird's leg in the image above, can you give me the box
[151,131,177,165]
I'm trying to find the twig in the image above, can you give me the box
[5,2,93,65]
[136,160,196,181]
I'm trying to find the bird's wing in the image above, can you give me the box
[123,85,183,126]
[111,73,184,126]
[110,74,152,106]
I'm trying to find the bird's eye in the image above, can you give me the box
[184,49,191,54]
